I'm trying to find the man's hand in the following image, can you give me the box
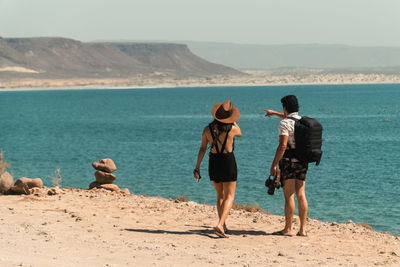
[275,168,281,188]
[264,109,274,117]
[264,109,285,119]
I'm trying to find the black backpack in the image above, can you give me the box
[284,116,323,165]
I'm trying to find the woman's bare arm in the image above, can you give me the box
[232,122,242,138]
[195,127,208,173]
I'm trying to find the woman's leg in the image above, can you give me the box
[212,181,224,221]
[282,179,296,235]
[216,181,236,233]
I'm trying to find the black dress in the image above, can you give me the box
[208,124,237,183]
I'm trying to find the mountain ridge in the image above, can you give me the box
[183,41,400,69]
[88,39,400,70]
[0,37,242,80]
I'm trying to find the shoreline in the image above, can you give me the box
[1,187,399,266]
[1,80,399,92]
[1,70,400,91]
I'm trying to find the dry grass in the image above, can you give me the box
[0,151,11,173]
[175,196,188,203]
[232,203,267,213]
[51,168,62,187]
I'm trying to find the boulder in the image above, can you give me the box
[95,171,116,184]
[11,177,43,195]
[17,177,43,188]
[29,187,45,196]
[0,171,14,194]
[120,188,130,195]
[47,187,61,196]
[92,158,117,173]
[89,181,101,189]
[99,184,120,192]
[11,184,29,194]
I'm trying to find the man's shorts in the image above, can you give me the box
[279,159,308,184]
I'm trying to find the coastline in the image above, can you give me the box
[1,70,400,91]
[1,187,399,266]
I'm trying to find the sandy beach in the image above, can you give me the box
[1,70,400,90]
[0,188,398,267]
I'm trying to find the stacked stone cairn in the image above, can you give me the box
[90,158,130,194]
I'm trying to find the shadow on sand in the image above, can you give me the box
[124,226,267,239]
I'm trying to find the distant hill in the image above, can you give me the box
[0,37,241,80]
[183,41,400,70]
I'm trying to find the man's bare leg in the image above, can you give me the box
[281,179,296,235]
[295,180,308,236]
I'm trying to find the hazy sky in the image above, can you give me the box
[1,0,400,46]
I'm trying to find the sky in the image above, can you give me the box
[1,0,400,46]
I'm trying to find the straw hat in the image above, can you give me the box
[211,100,240,123]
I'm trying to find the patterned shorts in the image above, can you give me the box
[279,159,308,182]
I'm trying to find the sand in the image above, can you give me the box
[1,70,400,90]
[0,188,399,267]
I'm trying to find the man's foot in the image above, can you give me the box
[296,231,307,237]
[272,230,293,236]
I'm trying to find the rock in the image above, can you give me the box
[0,171,14,194]
[120,188,130,195]
[89,181,101,189]
[29,187,44,196]
[11,183,29,195]
[92,158,117,173]
[11,177,43,195]
[95,171,116,184]
[16,177,43,188]
[99,184,120,192]
[47,187,61,196]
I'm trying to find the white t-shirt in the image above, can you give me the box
[278,112,301,161]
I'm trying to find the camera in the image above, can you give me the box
[193,168,201,182]
[265,175,280,195]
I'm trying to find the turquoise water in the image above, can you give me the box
[1,84,399,234]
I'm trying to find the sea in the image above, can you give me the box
[0,84,399,234]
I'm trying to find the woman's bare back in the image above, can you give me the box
[204,123,241,153]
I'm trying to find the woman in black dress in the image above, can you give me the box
[194,100,242,238]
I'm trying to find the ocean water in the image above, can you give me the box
[0,84,399,234]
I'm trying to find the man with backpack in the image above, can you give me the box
[264,95,322,237]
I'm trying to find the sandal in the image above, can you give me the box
[296,232,308,237]
[223,224,229,234]
[215,228,228,238]
[272,230,293,236]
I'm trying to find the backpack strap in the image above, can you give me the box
[284,117,299,160]
[286,116,299,122]
[285,117,298,149]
